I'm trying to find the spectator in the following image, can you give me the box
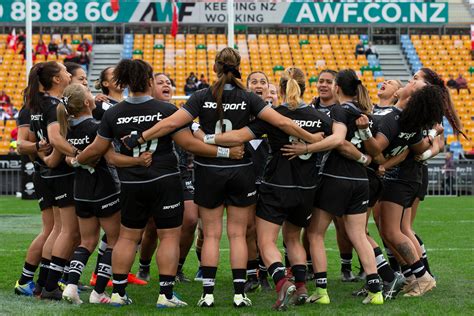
[447,74,458,89]
[184,78,197,96]
[0,90,11,107]
[48,39,58,56]
[365,41,378,58]
[77,38,92,55]
[455,73,470,93]
[355,40,365,57]
[78,51,90,72]
[17,30,26,46]
[187,72,197,83]
[58,39,73,56]
[198,78,210,90]
[35,39,48,57]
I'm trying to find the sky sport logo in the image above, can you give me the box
[203,101,247,111]
[117,112,163,125]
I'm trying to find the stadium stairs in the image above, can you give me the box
[377,45,412,83]
[89,44,123,92]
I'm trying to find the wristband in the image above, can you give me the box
[357,154,368,164]
[419,149,432,161]
[428,129,437,139]
[35,141,40,151]
[358,127,373,141]
[71,158,80,168]
[216,146,230,158]
[191,122,201,132]
[204,134,216,144]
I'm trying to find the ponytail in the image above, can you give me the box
[279,67,306,110]
[355,84,372,114]
[56,84,88,137]
[285,78,302,110]
[212,47,246,130]
[57,103,70,137]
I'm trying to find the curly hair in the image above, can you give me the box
[400,85,444,132]
[419,68,466,138]
[113,59,153,93]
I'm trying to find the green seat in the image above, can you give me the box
[308,76,318,84]
[273,65,284,72]
[468,66,474,74]
[72,39,80,45]
[196,44,207,50]
[132,49,143,55]
[154,44,164,50]
[299,39,310,46]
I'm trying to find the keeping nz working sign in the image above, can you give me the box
[0,1,448,24]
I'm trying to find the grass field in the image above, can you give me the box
[0,196,473,315]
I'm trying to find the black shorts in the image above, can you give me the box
[416,165,429,201]
[75,193,121,219]
[120,174,184,229]
[34,173,56,210]
[51,174,75,208]
[256,186,315,228]
[380,179,421,209]
[194,164,257,209]
[181,171,194,201]
[368,170,383,208]
[314,176,369,217]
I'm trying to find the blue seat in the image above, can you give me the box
[360,34,369,41]
[374,71,384,78]
[401,34,409,41]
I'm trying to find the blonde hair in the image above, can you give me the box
[212,47,246,129]
[280,67,306,110]
[56,84,88,137]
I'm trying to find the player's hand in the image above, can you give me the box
[229,145,245,160]
[138,151,153,167]
[311,132,325,143]
[356,114,370,129]
[95,93,109,103]
[121,133,142,150]
[37,139,52,154]
[364,154,373,167]
[281,142,307,160]
[376,165,385,177]
[434,123,444,136]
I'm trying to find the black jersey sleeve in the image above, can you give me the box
[17,107,30,127]
[160,102,189,135]
[97,107,115,140]
[329,106,350,125]
[408,130,423,146]
[377,113,399,143]
[248,92,269,117]
[44,102,58,126]
[247,118,271,138]
[182,89,205,119]
[320,114,333,135]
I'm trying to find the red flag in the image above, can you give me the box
[171,2,178,37]
[7,28,17,51]
[111,0,120,13]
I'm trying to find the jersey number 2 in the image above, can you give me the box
[289,136,312,160]
[132,139,158,157]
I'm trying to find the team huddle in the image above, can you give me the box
[13,47,464,310]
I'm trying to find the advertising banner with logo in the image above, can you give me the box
[0,1,448,24]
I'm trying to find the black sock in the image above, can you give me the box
[37,258,50,287]
[196,249,202,263]
[415,234,432,276]
[411,260,427,279]
[315,272,327,289]
[139,258,152,273]
[69,247,91,285]
[45,256,67,291]
[402,265,413,278]
[177,257,186,273]
[159,275,175,299]
[283,242,291,268]
[95,248,112,294]
[246,259,258,281]
[258,256,268,278]
[112,273,128,296]
[374,247,395,283]
[232,269,246,295]
[268,262,286,286]
[202,266,217,294]
[383,240,400,272]
[340,253,352,272]
[19,262,38,285]
[62,262,70,283]
[291,264,306,285]
[94,235,108,275]
[366,273,382,293]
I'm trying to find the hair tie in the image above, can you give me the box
[221,63,242,79]
[356,79,362,85]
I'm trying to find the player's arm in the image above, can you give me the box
[173,129,244,160]
[205,127,256,147]
[76,136,111,165]
[38,148,64,168]
[47,122,77,156]
[104,146,152,168]
[17,126,50,155]
[337,140,372,166]
[381,149,409,170]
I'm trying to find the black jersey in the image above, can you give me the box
[313,99,337,118]
[67,116,120,201]
[248,104,333,189]
[93,97,119,121]
[175,144,193,174]
[372,104,395,115]
[247,138,270,185]
[98,96,183,184]
[29,93,74,178]
[320,102,368,181]
[18,106,42,171]
[182,85,268,167]
[374,107,423,182]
